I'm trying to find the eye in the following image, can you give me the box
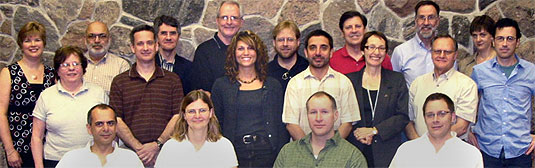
[309,110,317,114]
[186,109,196,114]
[106,121,116,126]
[95,121,104,127]
[308,45,316,50]
[320,45,329,51]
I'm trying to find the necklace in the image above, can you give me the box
[237,76,257,84]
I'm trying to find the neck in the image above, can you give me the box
[159,48,176,62]
[90,143,114,166]
[418,34,433,50]
[309,66,329,80]
[20,56,42,68]
[217,32,232,45]
[187,127,208,144]
[277,54,298,70]
[364,65,381,77]
[497,54,518,67]
[238,67,257,79]
[60,80,83,93]
[310,131,334,153]
[346,44,363,61]
[433,67,451,77]
[89,53,106,63]
[476,48,496,63]
[135,61,156,80]
[427,133,452,153]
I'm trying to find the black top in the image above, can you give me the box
[236,89,265,136]
[155,51,192,95]
[190,33,228,92]
[361,87,378,127]
[267,54,309,92]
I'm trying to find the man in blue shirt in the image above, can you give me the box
[470,18,535,167]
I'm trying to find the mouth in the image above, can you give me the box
[241,57,252,61]
[498,48,510,52]
[28,48,40,53]
[313,124,326,129]
[369,55,382,61]
[431,125,443,130]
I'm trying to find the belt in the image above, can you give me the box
[242,134,258,145]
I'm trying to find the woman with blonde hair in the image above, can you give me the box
[155,90,238,168]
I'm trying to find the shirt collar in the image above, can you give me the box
[339,46,351,58]
[84,140,118,154]
[490,54,524,69]
[57,80,89,95]
[157,51,176,64]
[85,52,109,64]
[432,67,456,80]
[414,34,430,51]
[303,66,336,80]
[299,131,342,146]
[128,63,165,80]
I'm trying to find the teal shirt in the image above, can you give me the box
[274,132,367,168]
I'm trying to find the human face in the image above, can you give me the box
[273,28,299,59]
[235,40,257,68]
[87,108,117,147]
[305,36,332,69]
[130,30,158,63]
[157,23,179,52]
[307,96,338,138]
[416,5,439,39]
[184,99,213,131]
[494,27,519,60]
[432,38,457,75]
[85,22,110,58]
[342,17,366,47]
[471,29,493,52]
[58,54,84,84]
[424,99,455,140]
[216,3,242,40]
[22,35,44,59]
[363,35,387,67]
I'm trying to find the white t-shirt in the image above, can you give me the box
[56,141,143,168]
[155,136,238,168]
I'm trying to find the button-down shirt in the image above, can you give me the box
[390,132,483,168]
[471,55,535,159]
[267,54,309,92]
[391,35,435,88]
[330,45,393,74]
[282,67,360,134]
[409,68,478,138]
[84,52,130,96]
[274,132,367,168]
[56,141,143,168]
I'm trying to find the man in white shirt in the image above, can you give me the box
[56,104,143,168]
[390,93,482,168]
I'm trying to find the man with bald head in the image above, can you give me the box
[83,21,130,95]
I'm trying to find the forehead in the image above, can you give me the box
[432,38,454,49]
[424,99,449,112]
[91,108,115,122]
[219,3,240,16]
[472,29,490,34]
[65,53,81,62]
[366,35,385,45]
[417,5,438,16]
[276,28,297,38]
[495,27,517,37]
[87,23,108,34]
[307,96,333,110]
[343,16,363,26]
[158,23,177,32]
[307,36,329,47]
[134,30,155,42]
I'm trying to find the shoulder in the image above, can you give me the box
[279,140,300,153]
[164,70,180,80]
[453,71,476,84]
[216,137,234,147]
[195,38,216,52]
[113,70,130,81]
[345,70,362,80]
[115,147,140,158]
[265,77,282,89]
[175,55,193,65]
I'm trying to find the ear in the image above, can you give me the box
[334,110,340,121]
[86,124,93,136]
[451,111,457,125]
[209,108,214,118]
[272,39,276,48]
[130,44,135,53]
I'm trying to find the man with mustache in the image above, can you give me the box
[267,20,308,91]
[283,30,360,141]
[83,21,130,96]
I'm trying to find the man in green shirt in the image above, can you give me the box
[274,91,367,167]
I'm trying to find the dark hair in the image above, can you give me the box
[172,90,222,142]
[306,91,337,111]
[225,30,268,83]
[87,104,117,125]
[53,46,87,80]
[17,21,47,48]
[153,15,181,35]
[494,18,521,39]
[304,29,333,49]
[422,93,454,114]
[470,15,495,36]
[130,24,156,45]
[415,1,440,16]
[338,11,368,31]
[272,20,301,40]
[432,34,458,51]
[360,31,389,52]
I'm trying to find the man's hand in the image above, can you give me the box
[467,131,480,149]
[6,150,22,168]
[136,142,159,166]
[525,134,535,155]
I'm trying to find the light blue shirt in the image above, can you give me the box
[471,55,535,159]
[391,35,434,88]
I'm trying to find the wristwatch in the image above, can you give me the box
[372,127,378,135]
[156,139,163,149]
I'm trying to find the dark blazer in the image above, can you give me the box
[155,52,193,95]
[211,76,290,155]
[346,68,409,167]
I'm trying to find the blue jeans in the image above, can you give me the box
[481,149,532,168]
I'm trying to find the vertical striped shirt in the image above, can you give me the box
[84,52,130,95]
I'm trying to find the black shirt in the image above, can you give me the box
[190,33,228,92]
[267,54,309,91]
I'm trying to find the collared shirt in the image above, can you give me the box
[155,51,193,95]
[282,66,360,134]
[267,54,309,91]
[33,81,108,161]
[56,141,143,168]
[274,132,367,168]
[109,63,183,144]
[409,68,478,138]
[158,53,175,72]
[390,132,483,168]
[471,55,535,159]
[190,33,228,92]
[458,54,477,77]
[155,137,238,168]
[84,52,130,95]
[330,45,393,74]
[391,35,435,87]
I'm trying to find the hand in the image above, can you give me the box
[358,134,374,145]
[525,134,535,155]
[467,131,479,149]
[354,127,375,140]
[136,142,159,166]
[6,150,22,168]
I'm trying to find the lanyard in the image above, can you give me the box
[367,88,379,120]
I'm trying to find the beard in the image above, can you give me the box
[87,42,111,57]
[275,46,298,59]
[417,26,437,39]
[308,55,330,69]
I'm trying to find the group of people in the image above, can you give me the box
[0,0,533,167]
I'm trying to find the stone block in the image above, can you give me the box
[0,5,13,18]
[298,23,321,57]
[178,39,194,61]
[358,0,379,14]
[323,0,356,49]
[479,0,497,11]
[123,0,203,27]
[14,6,60,52]
[94,1,121,27]
[43,0,82,34]
[120,15,145,27]
[278,0,319,27]
[435,0,475,13]
[60,21,90,52]
[0,35,15,62]
[452,15,471,48]
[500,0,535,38]
[193,27,216,45]
[518,40,535,64]
[109,25,133,57]
[78,0,95,20]
[240,0,282,19]
[0,19,11,35]
[369,5,402,39]
[385,0,419,18]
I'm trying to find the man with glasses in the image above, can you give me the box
[83,21,130,95]
[190,0,243,92]
[390,93,482,168]
[470,18,535,167]
[267,20,308,91]
[406,34,478,141]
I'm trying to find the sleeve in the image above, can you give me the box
[119,59,131,73]
[340,76,360,123]
[390,47,403,72]
[191,46,213,91]
[109,77,124,118]
[348,148,368,168]
[382,54,394,71]
[454,78,478,123]
[172,75,184,115]
[375,74,410,141]
[282,78,300,124]
[154,142,173,168]
[55,151,74,168]
[211,79,225,129]
[221,138,239,167]
[273,144,287,168]
[32,93,47,121]
[408,79,418,121]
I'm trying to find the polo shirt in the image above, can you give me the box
[56,141,143,168]
[267,54,309,91]
[190,33,228,92]
[330,45,393,74]
[84,52,130,95]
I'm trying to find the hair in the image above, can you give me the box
[494,18,522,39]
[17,21,47,49]
[87,104,117,125]
[272,20,301,40]
[306,91,337,111]
[414,0,440,16]
[130,24,156,45]
[217,0,243,18]
[422,93,454,114]
[53,46,87,80]
[304,29,333,49]
[225,30,268,83]
[171,90,222,142]
[153,15,181,35]
[432,34,458,51]
[360,31,389,52]
[338,10,368,31]
[470,15,496,36]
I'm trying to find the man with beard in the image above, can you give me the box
[83,21,130,95]
[283,30,360,140]
[153,15,192,95]
[267,20,308,91]
[391,1,440,88]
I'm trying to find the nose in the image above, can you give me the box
[103,123,110,132]
[31,40,35,46]
[476,35,482,42]
[315,113,322,122]
[244,48,249,55]
[94,36,101,43]
[225,18,232,25]
[283,39,289,46]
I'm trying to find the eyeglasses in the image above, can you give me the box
[276,37,296,43]
[185,108,209,116]
[364,46,387,52]
[425,110,451,119]
[59,62,82,68]
[218,15,241,22]
[416,15,438,23]
[495,36,517,43]
[432,49,455,55]
[87,33,108,40]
